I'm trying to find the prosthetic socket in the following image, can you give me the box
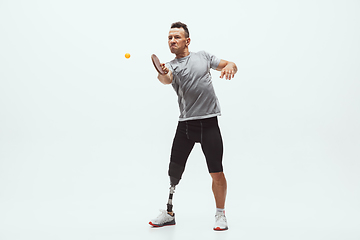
[167,162,185,213]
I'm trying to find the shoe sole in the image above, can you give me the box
[149,221,176,227]
[214,227,228,231]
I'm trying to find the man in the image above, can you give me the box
[149,22,237,231]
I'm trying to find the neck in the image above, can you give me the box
[175,49,190,59]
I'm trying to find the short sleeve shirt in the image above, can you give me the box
[166,51,221,121]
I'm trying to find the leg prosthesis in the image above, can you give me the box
[166,162,185,212]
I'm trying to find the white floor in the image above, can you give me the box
[1,197,359,240]
[0,142,359,240]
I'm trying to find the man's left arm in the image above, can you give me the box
[216,60,238,80]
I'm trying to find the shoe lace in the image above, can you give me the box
[215,214,227,223]
[155,210,171,223]
[156,210,166,217]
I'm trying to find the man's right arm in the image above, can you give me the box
[157,63,173,85]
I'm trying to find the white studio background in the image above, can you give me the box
[1,0,359,240]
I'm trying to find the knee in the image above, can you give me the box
[210,172,226,182]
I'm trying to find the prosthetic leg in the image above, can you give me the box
[167,185,176,213]
[166,162,185,213]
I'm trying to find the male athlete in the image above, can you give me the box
[149,22,237,231]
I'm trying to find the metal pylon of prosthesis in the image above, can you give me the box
[166,185,176,213]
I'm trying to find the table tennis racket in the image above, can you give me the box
[151,54,166,75]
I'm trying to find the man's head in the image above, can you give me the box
[168,22,190,57]
[171,22,189,38]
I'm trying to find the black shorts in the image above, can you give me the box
[170,116,223,173]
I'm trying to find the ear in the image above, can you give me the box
[186,38,191,46]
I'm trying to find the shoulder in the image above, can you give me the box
[195,51,221,69]
[189,51,210,63]
[195,51,217,60]
[196,50,208,57]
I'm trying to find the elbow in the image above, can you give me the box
[158,72,172,85]
[160,80,169,85]
[163,79,172,85]
[158,76,172,85]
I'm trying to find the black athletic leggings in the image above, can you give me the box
[170,116,224,173]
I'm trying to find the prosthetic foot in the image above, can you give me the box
[149,210,175,227]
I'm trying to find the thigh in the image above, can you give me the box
[170,121,196,167]
[200,117,224,173]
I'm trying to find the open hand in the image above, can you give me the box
[220,66,235,80]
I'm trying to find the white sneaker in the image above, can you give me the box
[149,210,176,227]
[213,213,228,231]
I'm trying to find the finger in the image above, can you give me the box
[226,70,231,80]
[229,70,234,80]
[227,70,234,80]
[220,69,225,79]
[222,69,229,80]
[161,64,167,71]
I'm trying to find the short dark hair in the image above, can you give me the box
[171,22,190,38]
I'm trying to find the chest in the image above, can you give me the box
[173,57,210,83]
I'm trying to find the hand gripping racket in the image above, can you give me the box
[151,54,166,75]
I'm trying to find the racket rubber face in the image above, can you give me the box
[151,54,165,75]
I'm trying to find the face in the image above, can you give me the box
[168,28,190,54]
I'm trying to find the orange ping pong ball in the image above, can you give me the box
[125,53,131,59]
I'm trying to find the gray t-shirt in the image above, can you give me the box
[166,51,221,121]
